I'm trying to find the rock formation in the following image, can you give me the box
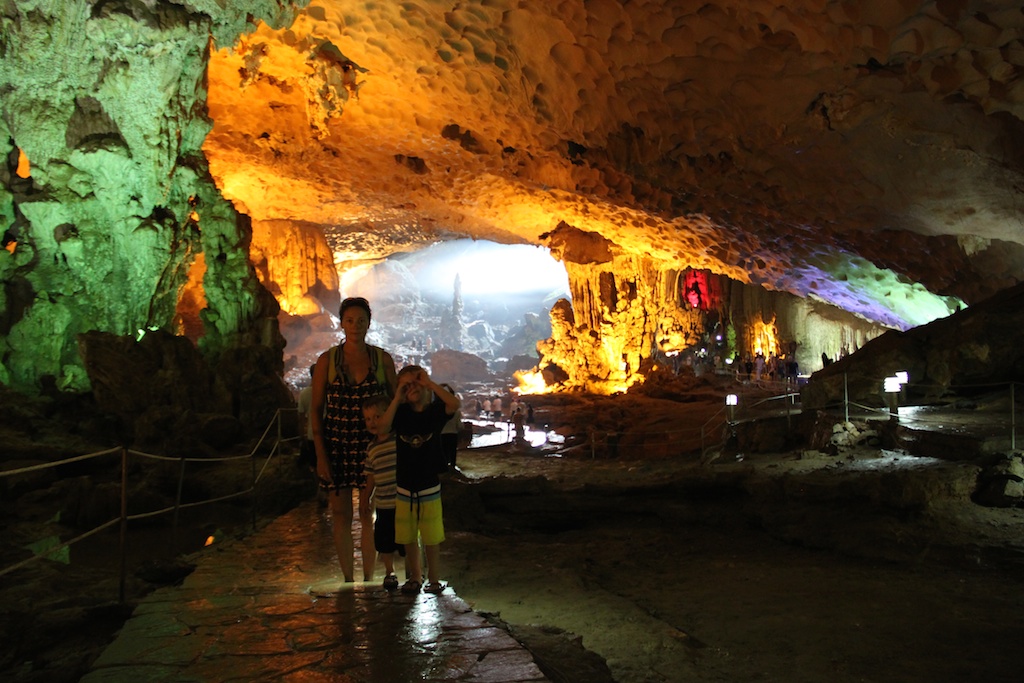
[0,1,303,406]
[3,0,1024,404]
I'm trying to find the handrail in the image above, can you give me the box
[0,408,299,600]
[4,381,1017,594]
[584,378,1020,461]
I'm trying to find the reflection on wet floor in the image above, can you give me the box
[466,418,565,449]
[82,500,552,683]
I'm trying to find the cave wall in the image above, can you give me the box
[0,1,308,393]
[1,0,1015,406]
[723,281,885,372]
[537,256,887,391]
[803,281,1024,410]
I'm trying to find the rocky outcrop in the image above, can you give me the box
[802,280,1024,412]
[0,1,307,394]
[78,329,293,452]
[534,254,887,392]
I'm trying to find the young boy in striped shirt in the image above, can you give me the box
[359,395,407,590]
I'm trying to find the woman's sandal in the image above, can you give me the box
[401,579,422,594]
[424,581,446,594]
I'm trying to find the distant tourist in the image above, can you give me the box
[439,383,461,470]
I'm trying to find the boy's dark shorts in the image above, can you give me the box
[373,508,406,556]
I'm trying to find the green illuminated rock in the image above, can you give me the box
[0,1,308,403]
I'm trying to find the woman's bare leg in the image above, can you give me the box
[329,488,355,582]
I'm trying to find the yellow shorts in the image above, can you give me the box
[395,486,445,546]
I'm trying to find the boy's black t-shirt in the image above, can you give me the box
[394,397,449,492]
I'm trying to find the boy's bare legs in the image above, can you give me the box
[404,542,421,584]
[424,543,441,585]
[328,488,355,582]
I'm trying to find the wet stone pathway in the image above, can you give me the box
[80,500,549,683]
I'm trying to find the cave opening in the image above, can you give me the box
[279,238,570,391]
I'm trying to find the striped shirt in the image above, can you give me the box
[364,435,398,510]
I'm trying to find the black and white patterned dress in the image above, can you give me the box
[320,343,388,490]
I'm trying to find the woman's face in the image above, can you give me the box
[340,306,370,340]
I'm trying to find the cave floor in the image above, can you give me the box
[439,442,1024,683]
[6,383,1024,683]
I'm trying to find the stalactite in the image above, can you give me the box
[535,260,890,392]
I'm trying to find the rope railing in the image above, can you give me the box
[8,382,1010,590]
[583,377,1021,460]
[0,408,298,600]
[0,446,122,476]
[805,375,1020,449]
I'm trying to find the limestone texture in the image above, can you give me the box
[3,0,1024,395]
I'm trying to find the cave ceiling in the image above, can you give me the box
[203,0,1024,330]
[4,0,1024,395]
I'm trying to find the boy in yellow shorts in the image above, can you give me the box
[381,365,461,594]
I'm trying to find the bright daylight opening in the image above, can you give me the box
[340,239,570,373]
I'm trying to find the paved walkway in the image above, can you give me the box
[80,500,550,683]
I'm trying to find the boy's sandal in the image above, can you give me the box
[400,579,422,594]
[424,581,446,594]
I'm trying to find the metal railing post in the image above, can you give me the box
[786,391,791,430]
[172,455,187,551]
[119,447,128,604]
[251,446,259,532]
[1012,382,1016,451]
[844,373,849,423]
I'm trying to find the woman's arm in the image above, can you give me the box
[310,351,332,484]
[359,470,375,516]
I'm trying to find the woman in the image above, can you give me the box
[439,383,461,470]
[311,297,397,583]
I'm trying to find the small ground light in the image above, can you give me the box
[884,372,908,418]
[726,393,738,422]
